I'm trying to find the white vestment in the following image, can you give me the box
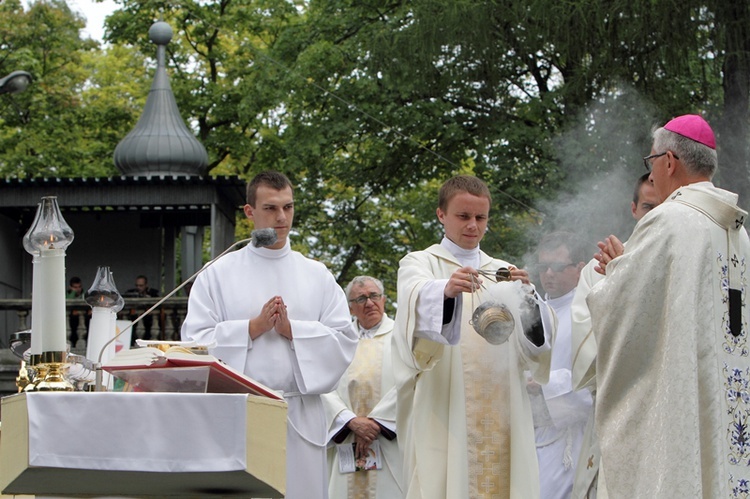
[571,261,602,393]
[533,289,592,499]
[587,183,750,497]
[181,240,358,499]
[393,242,556,499]
[322,315,403,499]
[569,259,603,499]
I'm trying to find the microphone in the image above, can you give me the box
[93,228,278,390]
[250,227,279,248]
[251,227,277,247]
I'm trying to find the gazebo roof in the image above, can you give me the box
[113,22,209,177]
[0,175,245,222]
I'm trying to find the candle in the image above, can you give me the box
[29,254,43,357]
[85,266,124,390]
[38,247,68,353]
[22,196,74,356]
[87,308,116,385]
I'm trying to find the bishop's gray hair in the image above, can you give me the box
[652,126,718,179]
[344,275,385,299]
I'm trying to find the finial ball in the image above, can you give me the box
[149,21,173,45]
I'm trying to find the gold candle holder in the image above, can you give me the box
[16,361,30,393]
[35,351,74,392]
[23,353,44,392]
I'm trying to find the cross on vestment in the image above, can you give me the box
[480,475,498,494]
[480,415,496,432]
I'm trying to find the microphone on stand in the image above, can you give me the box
[93,228,278,391]
[250,227,278,248]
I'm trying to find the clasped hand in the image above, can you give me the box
[348,416,381,458]
[594,235,625,275]
[249,295,292,340]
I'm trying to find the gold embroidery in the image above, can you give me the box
[461,295,511,498]
[345,337,385,499]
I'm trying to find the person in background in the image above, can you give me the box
[392,175,556,499]
[124,275,159,343]
[182,170,358,499]
[569,172,660,498]
[587,114,750,496]
[530,231,591,499]
[66,276,86,347]
[323,275,402,499]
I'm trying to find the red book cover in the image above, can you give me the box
[103,347,283,400]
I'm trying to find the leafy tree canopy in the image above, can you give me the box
[1,0,747,291]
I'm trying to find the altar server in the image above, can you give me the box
[182,170,358,499]
[531,231,591,499]
[392,174,556,499]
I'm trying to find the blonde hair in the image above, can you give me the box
[438,175,492,211]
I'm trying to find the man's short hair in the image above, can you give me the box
[633,172,651,204]
[345,275,385,299]
[652,127,718,178]
[69,276,82,286]
[537,230,588,265]
[438,175,492,211]
[246,171,293,206]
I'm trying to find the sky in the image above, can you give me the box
[67,0,118,43]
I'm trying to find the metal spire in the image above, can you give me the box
[113,21,208,177]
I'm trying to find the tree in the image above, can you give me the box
[0,0,148,178]
[3,0,746,287]
[714,0,750,203]
[100,0,747,282]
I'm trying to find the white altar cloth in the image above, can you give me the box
[0,392,287,498]
[27,392,248,472]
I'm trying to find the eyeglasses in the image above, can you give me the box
[535,262,575,273]
[349,293,383,305]
[643,151,679,172]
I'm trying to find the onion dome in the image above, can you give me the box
[113,22,208,176]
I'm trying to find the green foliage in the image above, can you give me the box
[0,0,149,178]
[1,0,747,284]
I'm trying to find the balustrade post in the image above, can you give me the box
[17,310,29,331]
[0,297,187,350]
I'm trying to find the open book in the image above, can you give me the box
[103,346,283,400]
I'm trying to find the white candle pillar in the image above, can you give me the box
[29,254,43,357]
[87,307,116,388]
[85,266,124,391]
[38,247,68,353]
[22,196,74,357]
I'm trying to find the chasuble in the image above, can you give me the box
[587,182,750,498]
[323,316,403,499]
[392,244,556,499]
[569,259,603,499]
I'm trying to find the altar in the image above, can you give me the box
[0,392,287,497]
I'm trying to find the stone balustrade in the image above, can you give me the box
[0,297,190,399]
[0,297,189,349]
